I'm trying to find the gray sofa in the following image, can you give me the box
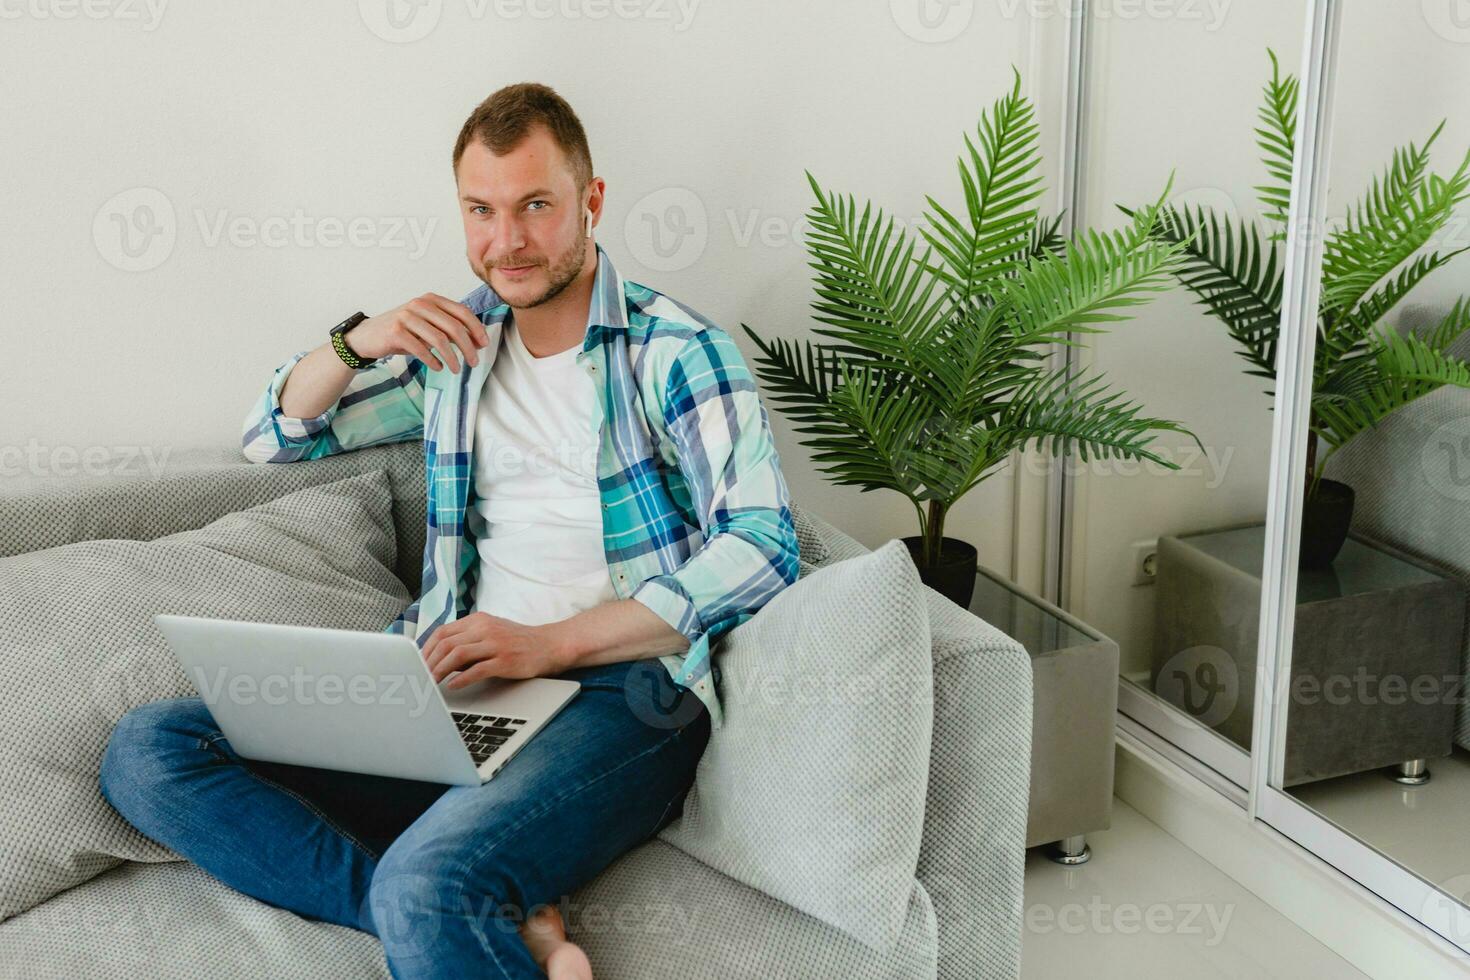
[0,441,1032,979]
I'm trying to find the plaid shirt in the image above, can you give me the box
[241,243,799,729]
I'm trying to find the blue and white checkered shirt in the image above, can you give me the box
[241,243,800,729]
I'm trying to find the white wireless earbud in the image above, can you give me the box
[585,209,594,239]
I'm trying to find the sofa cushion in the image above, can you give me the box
[0,860,391,979]
[658,538,934,952]
[0,470,410,920]
[0,835,938,980]
[568,838,938,979]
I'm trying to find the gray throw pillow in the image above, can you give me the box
[0,470,410,920]
[658,538,935,952]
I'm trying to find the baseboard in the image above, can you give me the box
[1113,727,1470,980]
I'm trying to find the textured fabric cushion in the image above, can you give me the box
[568,838,937,979]
[0,837,938,980]
[0,441,428,597]
[0,860,390,979]
[0,470,410,920]
[658,538,934,953]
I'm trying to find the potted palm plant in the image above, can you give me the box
[741,69,1204,608]
[1123,49,1470,568]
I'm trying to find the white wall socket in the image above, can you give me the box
[1131,538,1159,586]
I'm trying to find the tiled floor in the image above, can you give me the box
[1022,799,1367,978]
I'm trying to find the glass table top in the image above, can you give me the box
[1178,523,1447,604]
[967,569,1095,657]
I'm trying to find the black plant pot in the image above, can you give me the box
[1299,478,1355,569]
[902,536,979,608]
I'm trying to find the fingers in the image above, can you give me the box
[422,621,460,671]
[406,295,483,371]
[444,656,501,689]
[382,294,489,374]
[396,320,449,372]
[428,294,491,350]
[433,641,492,684]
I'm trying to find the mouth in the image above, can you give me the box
[495,263,538,278]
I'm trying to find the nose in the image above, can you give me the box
[485,212,528,262]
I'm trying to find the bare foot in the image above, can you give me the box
[519,904,594,980]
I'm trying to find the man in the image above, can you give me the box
[98,82,800,979]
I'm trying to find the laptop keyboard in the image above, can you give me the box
[452,712,529,766]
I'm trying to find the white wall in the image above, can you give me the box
[1069,3,1307,675]
[1,0,1074,567]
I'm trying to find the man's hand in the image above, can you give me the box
[421,612,570,689]
[349,293,490,373]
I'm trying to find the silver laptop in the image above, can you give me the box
[153,614,581,786]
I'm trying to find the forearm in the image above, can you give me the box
[278,342,357,419]
[551,598,690,670]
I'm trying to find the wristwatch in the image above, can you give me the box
[329,311,374,370]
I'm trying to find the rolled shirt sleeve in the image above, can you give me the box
[630,328,800,660]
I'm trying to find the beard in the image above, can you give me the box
[477,233,587,310]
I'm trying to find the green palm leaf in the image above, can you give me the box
[743,69,1200,561]
[1254,47,1299,232]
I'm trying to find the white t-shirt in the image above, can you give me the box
[470,318,618,625]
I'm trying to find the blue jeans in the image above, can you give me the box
[98,657,711,979]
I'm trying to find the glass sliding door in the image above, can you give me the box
[1066,0,1307,789]
[1251,0,1470,954]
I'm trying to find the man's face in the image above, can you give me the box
[455,126,590,310]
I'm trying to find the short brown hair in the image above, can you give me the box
[452,82,593,192]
